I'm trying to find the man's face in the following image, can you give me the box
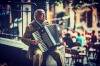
[36,11,46,23]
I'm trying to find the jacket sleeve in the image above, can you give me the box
[21,25,33,46]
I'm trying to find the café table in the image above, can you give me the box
[71,46,86,52]
[71,46,87,63]
[71,46,86,56]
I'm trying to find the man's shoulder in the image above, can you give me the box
[26,20,36,29]
[29,20,36,25]
[26,20,37,31]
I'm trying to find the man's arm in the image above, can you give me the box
[21,25,39,46]
[21,25,32,46]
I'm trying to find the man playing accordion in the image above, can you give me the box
[21,9,64,66]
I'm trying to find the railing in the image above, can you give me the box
[0,2,37,39]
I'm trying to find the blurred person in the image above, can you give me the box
[81,33,86,46]
[63,33,74,48]
[76,33,83,46]
[61,28,72,39]
[71,30,78,42]
[66,28,72,35]
[90,30,97,44]
[89,30,98,57]
[0,3,12,33]
[59,21,64,37]
[58,19,66,37]
[81,27,86,46]
[21,9,64,66]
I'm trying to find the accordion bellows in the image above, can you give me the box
[32,24,62,52]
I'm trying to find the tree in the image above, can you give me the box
[56,11,66,24]
[47,0,63,5]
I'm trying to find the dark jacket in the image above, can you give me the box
[21,20,42,60]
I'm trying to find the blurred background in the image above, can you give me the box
[0,0,100,66]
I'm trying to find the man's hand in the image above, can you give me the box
[31,40,40,45]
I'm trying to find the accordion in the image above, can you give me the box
[32,24,62,52]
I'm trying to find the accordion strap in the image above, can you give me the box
[31,21,42,31]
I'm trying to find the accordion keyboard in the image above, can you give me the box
[32,24,62,52]
[32,31,48,52]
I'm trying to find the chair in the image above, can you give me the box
[93,44,100,59]
[74,42,81,46]
[70,49,78,64]
[65,48,71,64]
[70,49,85,65]
[88,42,96,58]
[83,45,89,62]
